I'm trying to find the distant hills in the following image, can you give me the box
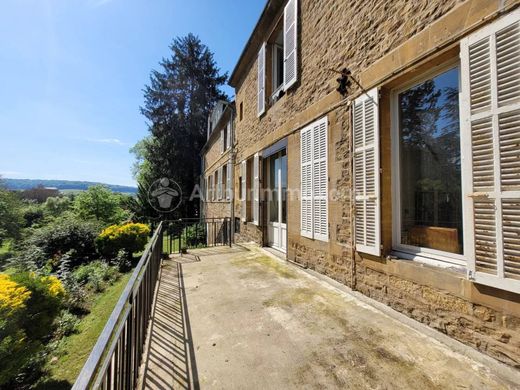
[1,178,137,194]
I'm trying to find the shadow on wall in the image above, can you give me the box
[140,261,200,390]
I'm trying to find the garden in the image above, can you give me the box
[0,184,150,389]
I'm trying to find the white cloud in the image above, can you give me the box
[0,171,23,177]
[84,137,129,146]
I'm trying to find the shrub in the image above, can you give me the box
[54,310,80,338]
[96,222,150,260]
[21,218,101,269]
[72,261,120,292]
[0,272,64,386]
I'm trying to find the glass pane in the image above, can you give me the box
[398,67,463,254]
[269,156,279,222]
[281,152,287,224]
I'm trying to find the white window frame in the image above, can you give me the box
[271,43,284,100]
[390,59,469,268]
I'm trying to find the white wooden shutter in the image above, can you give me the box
[461,9,520,294]
[210,174,215,201]
[226,121,231,150]
[257,43,266,116]
[253,153,260,225]
[216,167,221,200]
[353,88,380,256]
[301,125,313,238]
[226,162,232,200]
[241,161,247,221]
[220,129,224,153]
[312,117,328,241]
[283,0,298,90]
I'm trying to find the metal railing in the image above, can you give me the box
[163,217,232,253]
[72,222,164,390]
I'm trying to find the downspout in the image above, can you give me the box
[349,103,357,290]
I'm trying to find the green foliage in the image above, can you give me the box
[95,223,150,260]
[0,272,64,386]
[17,218,101,270]
[54,311,80,338]
[72,185,130,224]
[0,188,23,245]
[72,261,120,293]
[44,196,71,217]
[21,203,45,227]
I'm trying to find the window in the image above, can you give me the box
[222,165,227,200]
[272,29,284,99]
[214,170,219,201]
[301,116,328,241]
[395,66,463,256]
[223,126,228,152]
[239,102,243,121]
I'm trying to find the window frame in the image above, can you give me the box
[271,42,284,100]
[390,59,469,268]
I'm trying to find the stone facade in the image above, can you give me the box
[201,101,234,220]
[225,0,520,368]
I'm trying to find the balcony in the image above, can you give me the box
[73,222,520,389]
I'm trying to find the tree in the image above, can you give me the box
[73,185,128,224]
[0,188,23,245]
[133,34,227,219]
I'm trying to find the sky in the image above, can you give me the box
[0,0,265,187]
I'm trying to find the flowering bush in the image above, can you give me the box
[0,272,64,386]
[0,274,31,315]
[95,222,150,260]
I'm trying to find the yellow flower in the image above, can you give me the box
[0,274,31,315]
[42,275,66,298]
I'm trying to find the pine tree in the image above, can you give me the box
[134,34,228,219]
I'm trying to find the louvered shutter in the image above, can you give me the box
[312,117,328,241]
[257,43,266,116]
[301,125,313,238]
[241,161,247,221]
[226,121,231,150]
[211,174,215,201]
[220,129,224,153]
[461,9,520,294]
[226,162,232,200]
[353,88,380,256]
[283,0,298,90]
[253,153,260,225]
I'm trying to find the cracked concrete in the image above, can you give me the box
[138,245,520,390]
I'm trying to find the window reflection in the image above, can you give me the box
[398,67,463,254]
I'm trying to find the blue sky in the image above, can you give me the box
[0,0,264,187]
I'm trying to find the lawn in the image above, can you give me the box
[37,272,132,389]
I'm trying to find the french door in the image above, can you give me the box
[267,149,287,252]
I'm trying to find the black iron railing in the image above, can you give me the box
[163,218,232,253]
[72,222,164,390]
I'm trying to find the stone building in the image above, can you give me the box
[203,0,520,367]
[201,100,235,242]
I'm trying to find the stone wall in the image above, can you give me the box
[232,0,520,368]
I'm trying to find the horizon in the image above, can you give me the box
[0,0,265,187]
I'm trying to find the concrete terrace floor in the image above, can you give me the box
[137,245,520,390]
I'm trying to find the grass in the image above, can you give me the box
[39,272,132,388]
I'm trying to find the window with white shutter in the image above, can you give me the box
[241,161,247,221]
[283,0,298,90]
[300,116,328,240]
[354,88,380,256]
[461,9,520,293]
[220,129,224,153]
[217,167,222,200]
[226,121,231,150]
[226,162,232,200]
[257,43,266,116]
[253,153,260,225]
